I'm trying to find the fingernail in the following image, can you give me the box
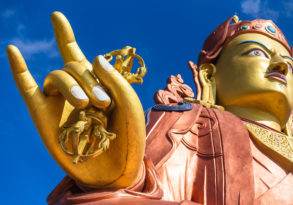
[71,85,88,100]
[98,55,114,71]
[93,85,111,102]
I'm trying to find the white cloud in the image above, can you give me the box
[1,9,15,19]
[241,0,261,16]
[0,8,58,60]
[16,24,26,34]
[283,0,293,17]
[263,8,279,20]
[10,38,58,59]
[240,0,279,20]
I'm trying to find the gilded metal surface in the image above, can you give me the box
[6,11,147,188]
[58,45,147,164]
[104,46,147,84]
[245,122,293,163]
[182,62,224,110]
[59,109,116,164]
[215,33,293,131]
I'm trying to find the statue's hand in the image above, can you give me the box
[7,12,146,189]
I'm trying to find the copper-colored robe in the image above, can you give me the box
[48,104,293,205]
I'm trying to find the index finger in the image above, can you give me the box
[51,11,91,69]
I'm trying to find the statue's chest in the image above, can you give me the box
[155,129,199,202]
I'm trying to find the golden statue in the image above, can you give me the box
[6,11,293,205]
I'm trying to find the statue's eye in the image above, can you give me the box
[246,49,268,58]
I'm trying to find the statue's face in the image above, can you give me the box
[215,33,293,124]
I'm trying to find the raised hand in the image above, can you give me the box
[7,11,146,189]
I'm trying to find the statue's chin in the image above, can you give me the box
[219,89,291,127]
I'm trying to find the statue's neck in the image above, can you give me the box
[225,106,282,132]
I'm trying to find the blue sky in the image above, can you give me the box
[0,0,292,204]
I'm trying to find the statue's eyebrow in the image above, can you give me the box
[281,55,293,62]
[238,40,271,54]
[239,41,292,61]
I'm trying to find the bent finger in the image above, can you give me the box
[64,62,111,109]
[43,70,89,109]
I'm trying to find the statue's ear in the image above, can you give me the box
[198,63,217,105]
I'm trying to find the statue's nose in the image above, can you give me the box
[268,53,289,75]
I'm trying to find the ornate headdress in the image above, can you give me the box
[198,16,292,65]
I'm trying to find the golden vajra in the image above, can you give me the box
[104,46,147,84]
[59,46,147,164]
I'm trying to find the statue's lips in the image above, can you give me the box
[265,72,287,85]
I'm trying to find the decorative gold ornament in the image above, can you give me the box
[232,15,240,24]
[244,121,293,164]
[104,46,147,84]
[59,108,116,164]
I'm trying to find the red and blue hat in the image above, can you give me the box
[198,16,292,65]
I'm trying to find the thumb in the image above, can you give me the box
[92,55,146,187]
